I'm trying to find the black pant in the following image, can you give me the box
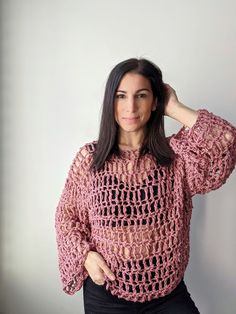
[83,276,200,314]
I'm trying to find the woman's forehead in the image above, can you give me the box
[117,72,152,91]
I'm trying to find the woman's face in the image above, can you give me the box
[114,72,156,135]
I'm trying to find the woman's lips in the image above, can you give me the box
[123,117,139,123]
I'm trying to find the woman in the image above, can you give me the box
[55,58,236,314]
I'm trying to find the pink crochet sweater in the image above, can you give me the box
[55,109,236,302]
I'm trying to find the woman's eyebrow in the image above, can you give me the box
[136,88,151,93]
[116,88,151,93]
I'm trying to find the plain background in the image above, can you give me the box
[1,0,236,313]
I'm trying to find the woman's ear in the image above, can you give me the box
[152,98,157,111]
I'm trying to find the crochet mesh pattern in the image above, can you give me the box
[55,109,236,302]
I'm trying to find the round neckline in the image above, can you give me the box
[119,147,141,158]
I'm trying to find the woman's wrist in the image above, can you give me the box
[165,100,182,118]
[166,101,199,129]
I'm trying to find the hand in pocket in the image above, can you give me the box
[84,251,116,285]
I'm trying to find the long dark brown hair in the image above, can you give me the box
[90,58,175,172]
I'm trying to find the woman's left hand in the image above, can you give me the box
[163,83,199,128]
[164,83,180,117]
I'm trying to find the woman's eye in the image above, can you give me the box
[116,94,125,99]
[137,93,147,98]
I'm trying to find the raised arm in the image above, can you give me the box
[164,83,199,128]
[165,84,236,196]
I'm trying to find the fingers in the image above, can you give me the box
[164,83,175,93]
[92,269,106,285]
[91,261,115,285]
[84,251,116,285]
[164,83,178,101]
[98,259,116,281]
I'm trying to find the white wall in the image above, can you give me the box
[1,0,236,313]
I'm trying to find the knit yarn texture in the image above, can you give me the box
[55,109,236,302]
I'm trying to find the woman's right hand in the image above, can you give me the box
[84,250,116,285]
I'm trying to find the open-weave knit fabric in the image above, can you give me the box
[55,109,236,302]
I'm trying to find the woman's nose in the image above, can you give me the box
[126,97,137,113]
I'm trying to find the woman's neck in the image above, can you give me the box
[117,130,145,150]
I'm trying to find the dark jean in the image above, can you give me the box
[83,276,200,314]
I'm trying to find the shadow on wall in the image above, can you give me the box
[186,190,236,314]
